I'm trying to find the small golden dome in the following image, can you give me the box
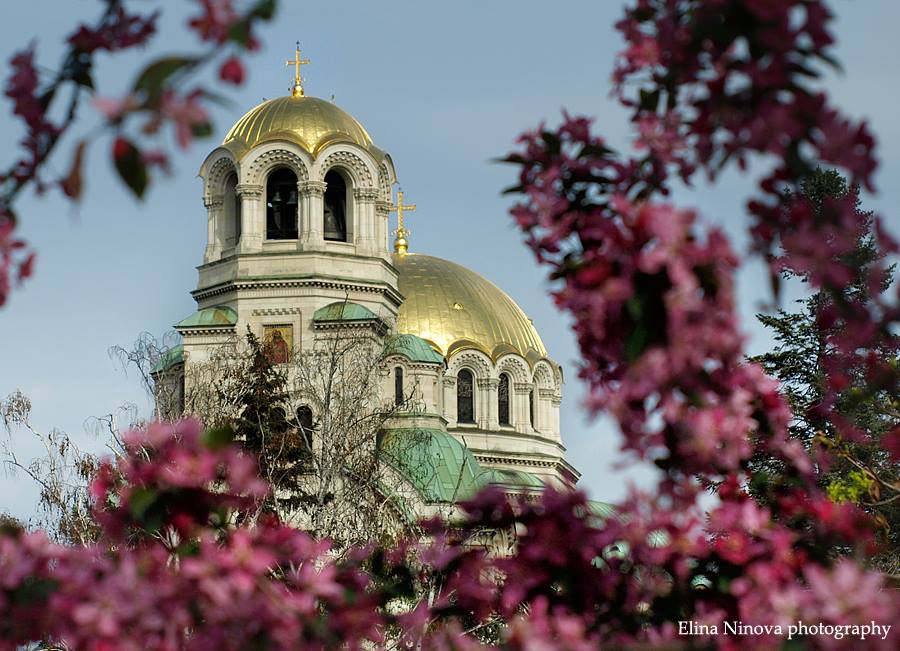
[222,95,384,160]
[394,253,548,362]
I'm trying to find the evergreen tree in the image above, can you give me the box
[231,328,309,513]
[750,170,899,573]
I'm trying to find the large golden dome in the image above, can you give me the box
[222,95,384,160]
[394,253,548,362]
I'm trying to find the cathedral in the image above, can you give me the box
[157,48,580,521]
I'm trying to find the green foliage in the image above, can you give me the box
[231,328,308,512]
[825,470,873,504]
[751,169,900,572]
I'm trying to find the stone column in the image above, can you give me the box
[376,199,392,258]
[478,378,499,430]
[551,393,562,441]
[236,184,263,253]
[299,180,326,251]
[203,194,223,263]
[539,388,556,435]
[353,187,379,253]
[513,382,534,433]
[442,376,457,426]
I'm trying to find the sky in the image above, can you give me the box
[1,1,898,521]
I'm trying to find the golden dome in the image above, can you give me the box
[222,95,384,160]
[394,253,548,362]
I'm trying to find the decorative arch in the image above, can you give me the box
[243,145,310,186]
[378,157,396,202]
[446,349,492,378]
[495,353,531,384]
[315,148,375,188]
[532,361,555,389]
[205,154,237,198]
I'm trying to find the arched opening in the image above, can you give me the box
[529,388,535,429]
[394,367,404,407]
[223,172,241,245]
[457,369,475,424]
[296,405,314,451]
[323,169,348,242]
[266,168,298,240]
[498,373,510,426]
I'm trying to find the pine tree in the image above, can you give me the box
[231,328,309,513]
[750,170,899,573]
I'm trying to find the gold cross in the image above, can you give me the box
[390,189,417,254]
[286,42,311,97]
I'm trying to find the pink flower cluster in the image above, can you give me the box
[67,6,158,53]
[0,420,396,651]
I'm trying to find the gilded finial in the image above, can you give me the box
[390,188,417,254]
[286,41,311,97]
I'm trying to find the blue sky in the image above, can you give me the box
[1,1,898,520]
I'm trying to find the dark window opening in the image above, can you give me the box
[224,173,241,245]
[529,389,535,428]
[266,168,298,240]
[498,373,510,425]
[394,367,404,407]
[457,369,475,424]
[323,170,348,241]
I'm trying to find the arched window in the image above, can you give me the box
[323,169,348,241]
[529,388,535,429]
[498,373,510,426]
[223,172,241,245]
[296,405,314,466]
[266,168,298,240]
[394,367,404,406]
[457,369,475,424]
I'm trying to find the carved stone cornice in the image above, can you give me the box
[299,180,327,197]
[442,377,457,387]
[539,388,557,399]
[251,307,303,317]
[477,378,499,390]
[353,187,379,202]
[203,194,224,209]
[375,200,392,215]
[235,183,263,198]
[513,382,535,393]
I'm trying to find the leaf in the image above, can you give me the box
[250,0,278,20]
[132,56,198,96]
[202,425,235,450]
[624,323,649,362]
[112,137,148,199]
[190,121,213,139]
[60,140,87,200]
[639,88,660,112]
[129,487,158,520]
[227,20,253,48]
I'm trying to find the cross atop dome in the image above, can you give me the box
[391,189,417,254]
[286,42,311,97]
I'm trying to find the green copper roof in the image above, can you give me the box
[151,344,184,373]
[587,500,617,521]
[380,428,483,503]
[384,334,444,365]
[477,467,544,490]
[313,301,378,322]
[175,305,238,328]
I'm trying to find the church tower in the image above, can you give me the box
[164,47,581,516]
[184,44,400,364]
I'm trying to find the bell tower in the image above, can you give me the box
[180,49,402,363]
